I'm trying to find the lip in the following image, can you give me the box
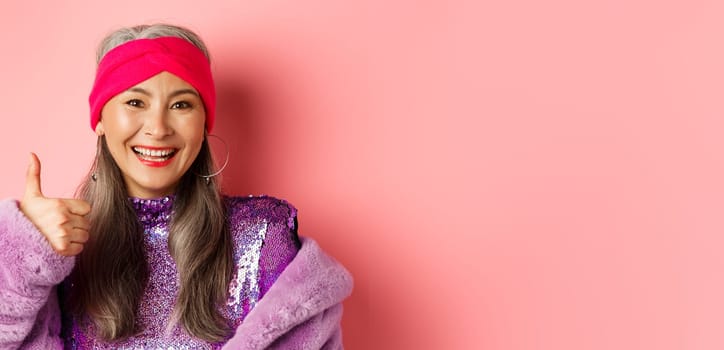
[132,145,179,168]
[137,155,175,167]
[132,145,177,150]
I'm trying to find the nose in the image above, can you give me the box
[143,106,173,138]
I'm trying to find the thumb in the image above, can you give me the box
[24,152,43,198]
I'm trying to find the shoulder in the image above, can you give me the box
[223,195,297,231]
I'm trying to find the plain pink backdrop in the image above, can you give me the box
[1,1,721,349]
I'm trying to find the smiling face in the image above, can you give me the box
[96,71,206,199]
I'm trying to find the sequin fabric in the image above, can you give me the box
[64,195,300,349]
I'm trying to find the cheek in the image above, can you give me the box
[102,126,132,160]
[103,134,128,165]
[188,133,206,159]
[180,115,206,149]
[100,111,139,164]
[100,105,139,138]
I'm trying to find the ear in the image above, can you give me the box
[95,121,105,136]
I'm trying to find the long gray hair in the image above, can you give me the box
[71,24,233,342]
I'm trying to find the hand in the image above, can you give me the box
[19,153,91,256]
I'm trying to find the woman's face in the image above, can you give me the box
[96,71,206,199]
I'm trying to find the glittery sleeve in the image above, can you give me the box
[256,198,301,297]
[224,196,301,300]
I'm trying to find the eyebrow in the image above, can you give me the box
[127,87,200,98]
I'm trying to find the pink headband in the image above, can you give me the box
[88,36,216,132]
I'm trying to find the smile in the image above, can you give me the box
[132,146,178,167]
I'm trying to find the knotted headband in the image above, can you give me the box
[88,36,216,132]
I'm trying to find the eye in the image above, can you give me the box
[171,101,192,109]
[125,99,144,108]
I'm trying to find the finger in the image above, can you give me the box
[55,242,84,257]
[24,152,43,198]
[64,199,91,216]
[68,227,90,244]
[49,233,85,256]
[64,215,90,232]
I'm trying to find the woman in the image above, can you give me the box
[0,24,352,349]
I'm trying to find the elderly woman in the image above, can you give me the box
[0,24,352,349]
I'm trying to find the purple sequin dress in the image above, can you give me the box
[63,195,300,349]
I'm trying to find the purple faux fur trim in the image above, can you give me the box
[0,199,74,349]
[223,237,353,350]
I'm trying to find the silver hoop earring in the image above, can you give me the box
[198,134,230,184]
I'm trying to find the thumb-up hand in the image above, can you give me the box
[19,153,91,256]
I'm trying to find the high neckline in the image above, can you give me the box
[129,195,175,226]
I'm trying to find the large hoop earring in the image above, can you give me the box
[198,134,230,184]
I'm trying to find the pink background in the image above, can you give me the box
[0,1,721,349]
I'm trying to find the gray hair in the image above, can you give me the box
[96,23,210,64]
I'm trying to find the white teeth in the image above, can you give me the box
[132,147,175,157]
